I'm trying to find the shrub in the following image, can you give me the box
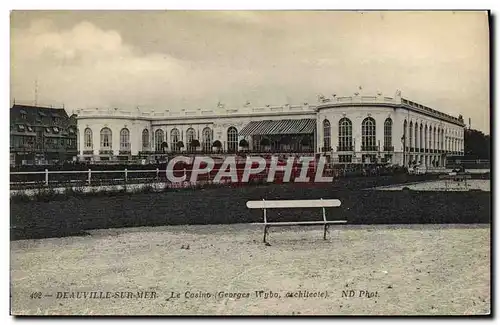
[162,183,171,192]
[10,191,32,203]
[32,187,60,202]
[140,184,155,193]
[64,185,85,197]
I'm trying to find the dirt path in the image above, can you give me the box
[10,224,490,315]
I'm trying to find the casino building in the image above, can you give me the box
[75,92,465,167]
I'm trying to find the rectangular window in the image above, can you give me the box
[338,155,352,163]
[362,154,377,164]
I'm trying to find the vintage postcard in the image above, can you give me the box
[9,10,491,316]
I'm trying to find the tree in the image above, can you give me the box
[190,139,200,152]
[177,141,184,149]
[239,139,249,148]
[160,141,168,153]
[212,140,222,151]
[464,128,490,159]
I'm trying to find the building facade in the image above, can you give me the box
[10,104,78,166]
[75,93,465,167]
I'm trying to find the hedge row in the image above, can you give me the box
[10,176,490,240]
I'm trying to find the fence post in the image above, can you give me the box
[88,169,92,185]
[125,168,128,183]
[156,168,159,182]
[45,169,49,186]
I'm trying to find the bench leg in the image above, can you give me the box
[263,225,269,244]
[323,224,330,240]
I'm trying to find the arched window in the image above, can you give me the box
[384,118,392,150]
[77,128,80,152]
[424,125,428,149]
[442,129,445,150]
[429,126,433,149]
[403,120,408,149]
[409,122,413,149]
[338,118,352,151]
[414,122,419,149]
[142,129,150,150]
[227,127,238,152]
[439,129,442,150]
[323,119,331,151]
[155,129,164,152]
[84,128,93,149]
[436,128,440,150]
[202,127,212,152]
[361,117,376,151]
[420,124,423,150]
[186,128,196,152]
[120,128,130,151]
[427,126,431,150]
[170,128,180,152]
[100,128,112,149]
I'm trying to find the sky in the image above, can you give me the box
[10,10,490,132]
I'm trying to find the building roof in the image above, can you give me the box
[11,104,69,118]
[10,104,77,135]
[240,119,316,136]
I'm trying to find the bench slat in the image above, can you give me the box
[439,174,472,179]
[253,220,347,226]
[246,199,341,209]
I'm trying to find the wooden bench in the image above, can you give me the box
[246,199,346,244]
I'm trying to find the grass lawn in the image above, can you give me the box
[10,223,490,315]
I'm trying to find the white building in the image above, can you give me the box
[76,92,465,167]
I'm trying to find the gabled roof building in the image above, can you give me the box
[10,104,78,166]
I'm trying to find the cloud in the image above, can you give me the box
[11,18,315,110]
[11,20,191,108]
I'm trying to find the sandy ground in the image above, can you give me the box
[373,179,490,192]
[10,223,490,316]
